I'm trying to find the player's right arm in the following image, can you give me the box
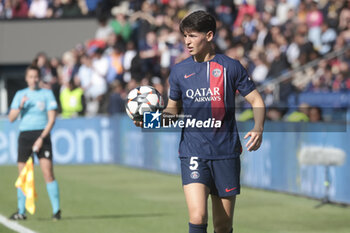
[161,99,182,126]
[134,62,182,127]
[133,99,182,127]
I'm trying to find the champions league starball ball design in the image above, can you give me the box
[125,86,164,121]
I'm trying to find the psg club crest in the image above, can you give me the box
[212,68,221,78]
[143,110,161,129]
[190,171,200,179]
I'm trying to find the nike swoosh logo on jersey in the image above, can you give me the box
[184,73,195,79]
[225,187,237,192]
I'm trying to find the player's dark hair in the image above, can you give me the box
[26,65,41,78]
[180,10,216,36]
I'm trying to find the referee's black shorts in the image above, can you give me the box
[18,130,53,163]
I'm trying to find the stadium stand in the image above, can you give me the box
[0,0,349,122]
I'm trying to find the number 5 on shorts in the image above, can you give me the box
[189,156,199,170]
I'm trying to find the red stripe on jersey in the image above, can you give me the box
[209,62,225,121]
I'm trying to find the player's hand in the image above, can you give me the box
[134,121,143,128]
[32,137,43,153]
[244,129,263,152]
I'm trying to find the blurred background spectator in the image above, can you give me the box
[11,0,29,18]
[1,0,349,122]
[60,0,83,17]
[107,80,125,116]
[60,78,85,118]
[28,0,47,18]
[309,106,323,122]
[286,103,310,122]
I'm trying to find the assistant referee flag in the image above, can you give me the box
[15,157,37,214]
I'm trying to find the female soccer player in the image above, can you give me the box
[8,65,61,220]
[136,11,265,233]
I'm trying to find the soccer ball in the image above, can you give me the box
[125,86,164,121]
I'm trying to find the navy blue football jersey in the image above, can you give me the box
[169,54,256,159]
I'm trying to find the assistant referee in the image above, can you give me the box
[8,65,61,221]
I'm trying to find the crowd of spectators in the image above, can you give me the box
[0,0,105,18]
[3,0,350,121]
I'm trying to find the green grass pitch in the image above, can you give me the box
[0,224,16,233]
[1,165,349,233]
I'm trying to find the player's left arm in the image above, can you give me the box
[243,89,265,151]
[32,110,56,152]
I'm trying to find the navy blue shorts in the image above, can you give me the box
[180,156,241,197]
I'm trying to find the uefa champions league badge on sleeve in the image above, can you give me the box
[143,110,161,129]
